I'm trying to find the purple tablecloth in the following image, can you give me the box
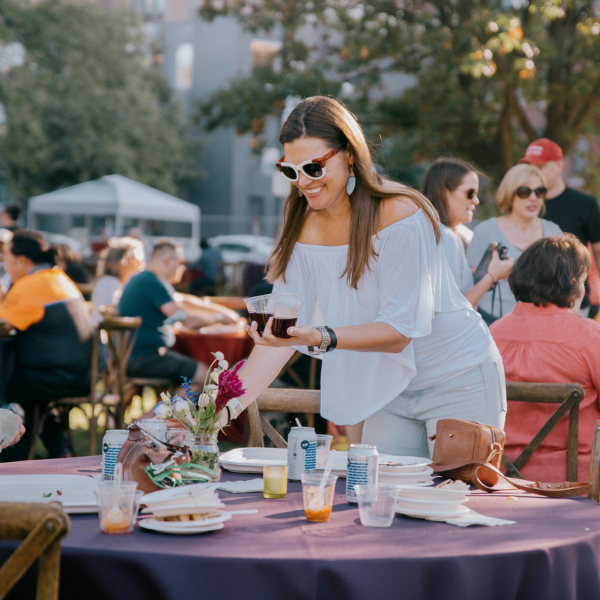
[1,456,600,600]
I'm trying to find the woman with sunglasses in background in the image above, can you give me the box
[221,96,505,458]
[421,158,513,308]
[466,163,562,322]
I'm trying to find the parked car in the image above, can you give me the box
[208,235,274,264]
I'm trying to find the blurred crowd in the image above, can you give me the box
[0,221,243,461]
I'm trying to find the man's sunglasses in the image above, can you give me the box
[515,186,547,199]
[276,145,343,182]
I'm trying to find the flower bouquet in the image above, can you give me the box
[152,352,245,482]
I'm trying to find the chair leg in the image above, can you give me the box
[27,406,43,461]
[590,420,600,503]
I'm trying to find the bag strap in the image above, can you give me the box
[432,461,591,498]
[131,423,188,454]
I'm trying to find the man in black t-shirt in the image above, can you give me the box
[519,138,600,317]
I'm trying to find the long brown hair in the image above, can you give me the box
[421,158,478,228]
[267,96,440,289]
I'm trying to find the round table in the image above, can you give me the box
[173,328,254,368]
[1,456,600,600]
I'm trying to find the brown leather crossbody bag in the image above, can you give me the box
[430,418,591,498]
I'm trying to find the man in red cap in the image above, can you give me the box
[520,138,600,317]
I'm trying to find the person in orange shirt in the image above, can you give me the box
[490,234,600,481]
[0,231,94,461]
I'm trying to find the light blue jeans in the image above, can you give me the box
[362,345,507,458]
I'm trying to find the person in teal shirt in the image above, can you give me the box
[119,238,238,386]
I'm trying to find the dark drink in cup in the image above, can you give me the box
[271,317,298,339]
[249,312,273,335]
[272,295,304,339]
[244,294,276,337]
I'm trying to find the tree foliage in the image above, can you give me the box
[0,0,203,202]
[197,0,600,184]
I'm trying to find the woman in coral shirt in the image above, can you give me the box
[490,234,600,481]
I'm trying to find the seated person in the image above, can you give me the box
[190,239,223,296]
[91,237,145,325]
[490,234,600,481]
[53,243,90,284]
[0,231,94,461]
[0,409,24,452]
[119,238,239,388]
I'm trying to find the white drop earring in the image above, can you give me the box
[346,169,356,195]
[298,189,304,197]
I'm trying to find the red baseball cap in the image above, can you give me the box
[519,138,563,165]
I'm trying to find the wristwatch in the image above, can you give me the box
[307,326,331,356]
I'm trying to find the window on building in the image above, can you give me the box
[174,43,194,90]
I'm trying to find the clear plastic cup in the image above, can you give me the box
[316,434,333,469]
[355,485,398,528]
[272,296,304,339]
[139,419,167,442]
[301,473,338,522]
[263,465,288,498]
[96,481,139,535]
[244,293,276,336]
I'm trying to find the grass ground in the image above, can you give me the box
[32,387,243,459]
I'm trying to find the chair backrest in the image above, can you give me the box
[504,382,585,481]
[247,388,321,448]
[0,502,69,600]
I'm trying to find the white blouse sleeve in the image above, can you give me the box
[374,222,437,339]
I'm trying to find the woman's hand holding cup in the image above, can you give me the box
[246,318,321,348]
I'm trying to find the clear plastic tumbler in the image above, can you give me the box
[355,485,397,528]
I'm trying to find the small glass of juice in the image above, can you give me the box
[96,481,139,535]
[300,473,338,522]
[263,465,288,498]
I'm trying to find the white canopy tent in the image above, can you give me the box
[27,174,201,260]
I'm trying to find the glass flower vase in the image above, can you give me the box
[189,431,221,482]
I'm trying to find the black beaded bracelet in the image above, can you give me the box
[325,326,337,352]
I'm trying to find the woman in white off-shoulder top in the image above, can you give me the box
[225,97,506,458]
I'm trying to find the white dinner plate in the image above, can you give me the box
[220,448,429,479]
[142,502,225,517]
[395,504,469,519]
[0,474,98,514]
[139,519,225,535]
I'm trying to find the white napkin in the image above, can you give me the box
[426,506,516,527]
[217,479,264,494]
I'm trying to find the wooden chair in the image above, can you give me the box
[98,307,172,408]
[97,316,143,432]
[589,420,600,502]
[503,382,585,482]
[0,502,69,600]
[247,388,321,448]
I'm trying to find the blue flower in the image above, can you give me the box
[152,402,172,419]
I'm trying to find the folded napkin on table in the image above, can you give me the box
[217,479,264,494]
[427,506,516,527]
